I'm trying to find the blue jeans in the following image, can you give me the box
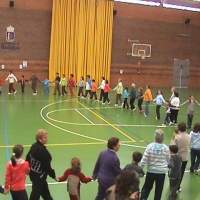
[145,101,150,116]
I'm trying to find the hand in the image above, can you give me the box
[4,189,10,195]
[130,191,140,200]
[55,177,59,182]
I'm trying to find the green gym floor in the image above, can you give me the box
[0,84,200,200]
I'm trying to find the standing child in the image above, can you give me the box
[103,80,112,105]
[69,74,76,96]
[29,72,40,95]
[77,76,85,97]
[98,76,105,102]
[168,145,182,200]
[124,151,145,178]
[5,70,18,94]
[123,87,129,109]
[179,95,200,129]
[53,72,61,95]
[113,78,123,106]
[5,144,30,200]
[137,87,144,112]
[60,74,68,96]
[0,79,4,94]
[56,157,92,200]
[18,75,28,94]
[130,83,137,111]
[162,100,171,126]
[153,90,166,120]
[42,78,51,94]
[143,85,153,117]
[90,79,98,100]
[83,75,92,99]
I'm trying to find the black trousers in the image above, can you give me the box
[99,89,104,101]
[140,172,165,200]
[156,105,161,119]
[177,161,187,190]
[170,109,179,124]
[78,87,84,96]
[123,98,129,108]
[84,90,91,98]
[138,99,143,111]
[29,180,53,200]
[187,114,193,128]
[103,92,110,103]
[130,98,136,110]
[11,190,28,200]
[168,178,180,200]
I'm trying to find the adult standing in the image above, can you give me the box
[170,122,190,192]
[30,72,40,95]
[140,129,170,200]
[26,129,56,200]
[84,75,92,98]
[68,74,76,96]
[53,72,61,95]
[189,122,200,173]
[92,137,122,200]
[130,83,137,111]
[143,85,153,117]
[5,70,17,94]
[169,87,176,101]
[113,78,123,106]
[169,92,180,125]
[98,76,105,102]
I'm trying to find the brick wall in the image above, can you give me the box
[111,2,200,88]
[0,0,52,81]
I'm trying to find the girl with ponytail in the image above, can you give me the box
[5,144,30,200]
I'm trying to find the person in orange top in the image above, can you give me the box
[90,79,98,100]
[143,84,153,117]
[56,157,92,200]
[5,144,30,200]
[69,74,76,96]
[103,80,112,105]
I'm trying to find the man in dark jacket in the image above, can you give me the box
[26,129,56,200]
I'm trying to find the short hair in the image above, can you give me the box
[193,122,200,133]
[155,129,164,143]
[101,76,105,80]
[115,169,140,197]
[132,151,143,163]
[56,72,59,75]
[92,79,95,82]
[178,122,186,132]
[70,74,74,77]
[35,129,48,141]
[131,83,135,87]
[174,92,179,97]
[169,145,179,154]
[107,137,119,150]
[71,157,81,173]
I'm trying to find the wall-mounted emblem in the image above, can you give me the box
[6,26,15,42]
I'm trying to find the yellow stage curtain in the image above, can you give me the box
[49,0,114,85]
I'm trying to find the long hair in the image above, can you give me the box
[71,157,81,173]
[11,144,24,167]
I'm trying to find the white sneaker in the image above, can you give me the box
[99,101,102,103]
[133,108,136,111]
[115,104,118,106]
[169,122,174,125]
[14,90,17,94]
[176,188,181,193]
[161,124,166,127]
[8,92,12,95]
[102,103,105,105]
[108,101,111,105]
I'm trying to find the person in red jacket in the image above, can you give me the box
[0,79,4,94]
[5,144,30,200]
[69,74,76,96]
[56,157,92,200]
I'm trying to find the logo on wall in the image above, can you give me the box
[6,26,15,42]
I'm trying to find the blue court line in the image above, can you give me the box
[2,91,11,161]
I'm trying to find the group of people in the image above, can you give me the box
[1,123,199,200]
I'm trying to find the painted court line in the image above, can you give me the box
[75,109,94,124]
[77,101,135,142]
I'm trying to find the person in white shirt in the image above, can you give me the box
[169,92,180,125]
[98,76,105,102]
[5,70,17,95]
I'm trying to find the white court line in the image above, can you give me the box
[40,99,149,149]
[75,109,94,125]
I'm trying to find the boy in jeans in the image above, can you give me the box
[168,145,182,200]
[124,151,145,178]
